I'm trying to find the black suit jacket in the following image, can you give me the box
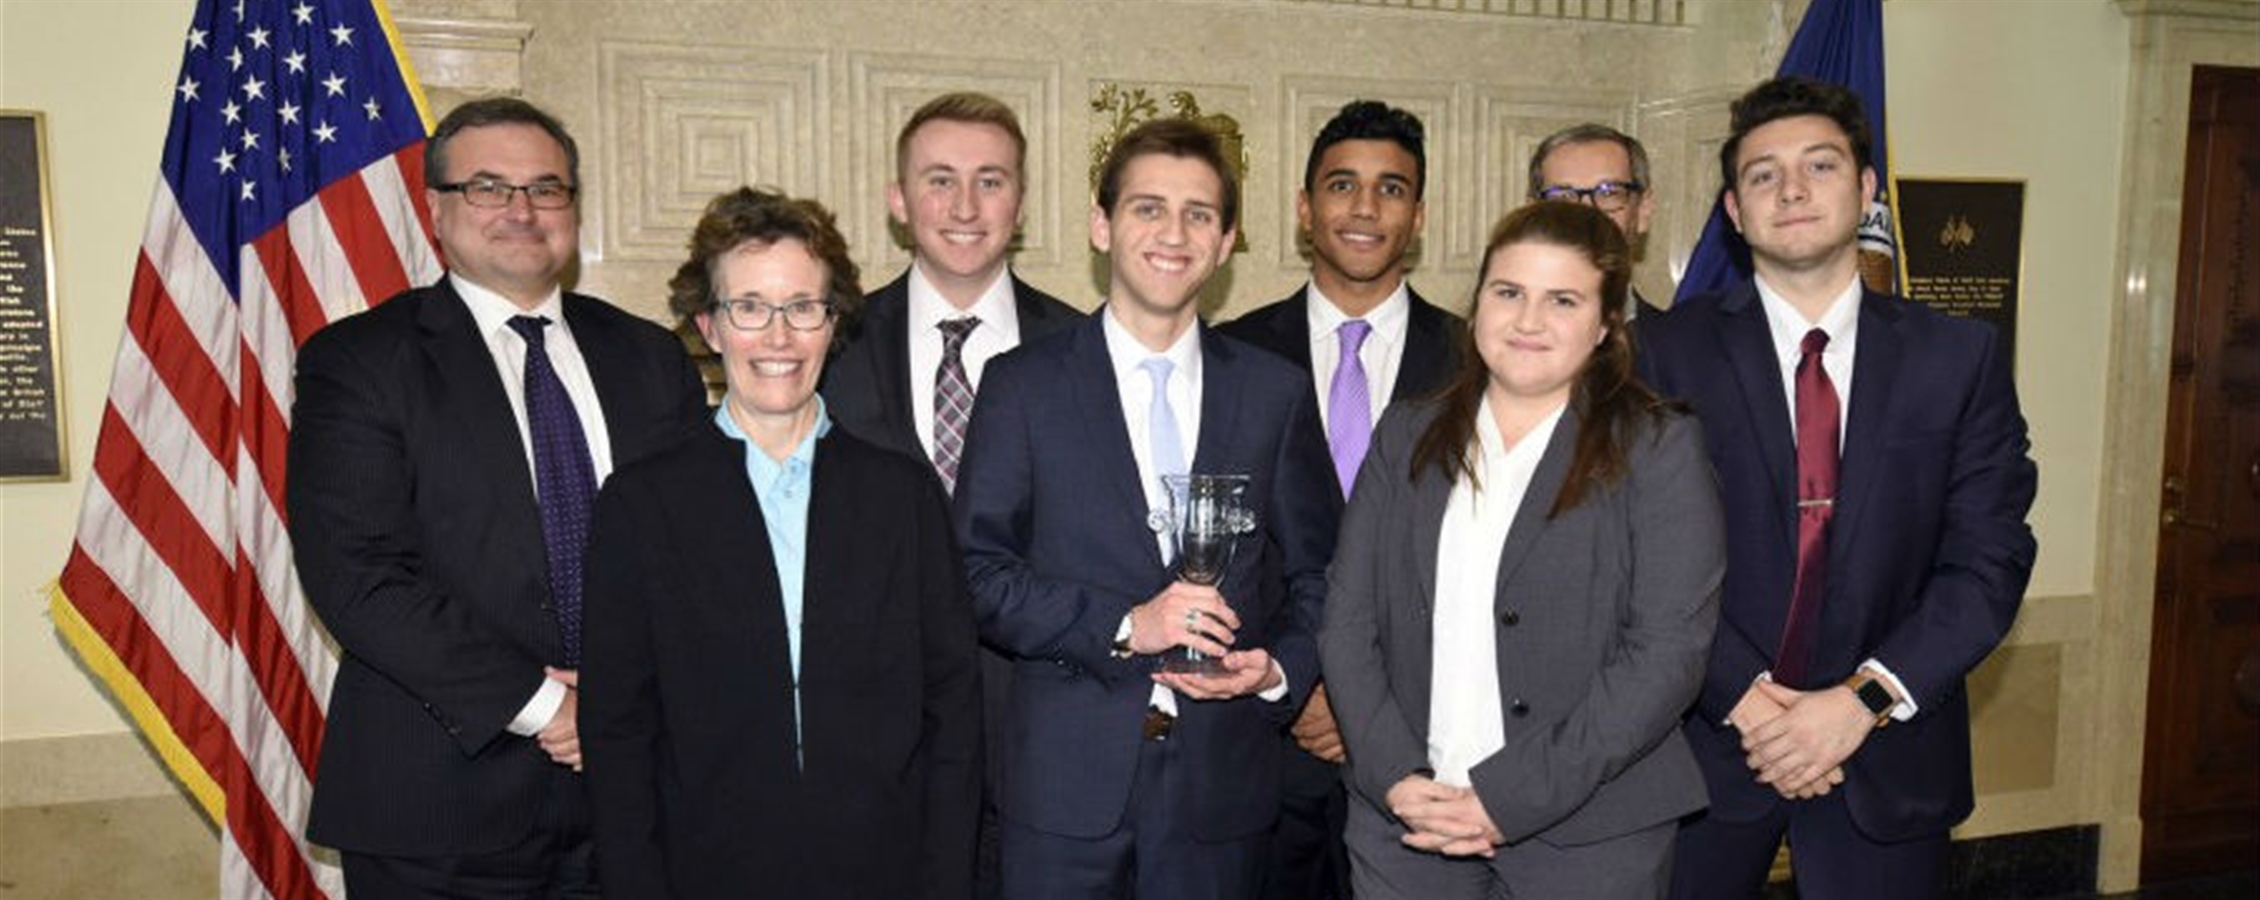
[1638,283,2037,840]
[954,315,1342,841]
[823,269,1081,464]
[287,279,706,856]
[1214,285,1462,417]
[580,423,981,900]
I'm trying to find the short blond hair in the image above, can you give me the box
[895,91,1028,182]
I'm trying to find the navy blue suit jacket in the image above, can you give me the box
[953,313,1342,841]
[1637,282,2037,841]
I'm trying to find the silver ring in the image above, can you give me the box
[1184,609,1201,629]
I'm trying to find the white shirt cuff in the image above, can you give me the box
[1861,659,1919,721]
[1258,660,1290,702]
[506,676,569,736]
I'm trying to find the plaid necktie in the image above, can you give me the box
[931,317,981,493]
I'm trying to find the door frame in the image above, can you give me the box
[2095,0,2258,892]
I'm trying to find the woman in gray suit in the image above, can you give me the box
[1320,201,1725,899]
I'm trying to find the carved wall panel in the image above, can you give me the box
[593,41,828,263]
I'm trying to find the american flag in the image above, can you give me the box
[48,1,437,898]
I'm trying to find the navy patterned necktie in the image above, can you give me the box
[508,315,598,667]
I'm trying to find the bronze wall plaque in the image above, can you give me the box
[0,110,67,482]
[1893,177,2025,363]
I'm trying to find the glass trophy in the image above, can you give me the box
[1158,473,1256,674]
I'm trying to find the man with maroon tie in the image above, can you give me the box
[1636,76,2037,900]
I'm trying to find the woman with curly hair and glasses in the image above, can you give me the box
[580,187,980,900]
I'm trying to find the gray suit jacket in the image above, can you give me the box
[1319,398,1724,846]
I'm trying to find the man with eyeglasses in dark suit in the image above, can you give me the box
[289,97,706,899]
[1528,123,1667,318]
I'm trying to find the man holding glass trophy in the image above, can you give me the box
[953,118,1342,900]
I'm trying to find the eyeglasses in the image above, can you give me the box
[433,178,578,210]
[713,298,835,332]
[1536,180,1645,213]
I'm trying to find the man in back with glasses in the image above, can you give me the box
[1527,123,1666,317]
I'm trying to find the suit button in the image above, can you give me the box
[1500,610,1521,627]
[1509,699,1530,717]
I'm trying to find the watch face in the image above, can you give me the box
[1857,679,1894,714]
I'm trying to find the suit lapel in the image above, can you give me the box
[417,283,550,580]
[1717,285,1800,553]
[1396,289,1455,402]
[564,294,640,461]
[1011,275,1077,339]
[1828,290,1902,563]
[869,277,919,451]
[1068,316,1167,570]
[1408,450,1455,612]
[1269,291,1316,374]
[1489,403,1579,604]
[1189,324,1244,477]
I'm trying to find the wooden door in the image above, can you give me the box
[2141,63,2260,885]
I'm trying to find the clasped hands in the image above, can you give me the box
[1387,774,1503,858]
[539,666,582,771]
[1733,678,1879,800]
[1127,581,1281,700]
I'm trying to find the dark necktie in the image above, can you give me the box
[1327,320,1373,498]
[1775,328,1839,687]
[932,317,981,493]
[508,315,598,667]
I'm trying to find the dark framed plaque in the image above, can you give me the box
[1892,177,2025,362]
[0,110,67,481]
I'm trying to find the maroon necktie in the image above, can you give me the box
[1774,328,1838,688]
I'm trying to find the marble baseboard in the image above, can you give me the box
[1763,824,2100,900]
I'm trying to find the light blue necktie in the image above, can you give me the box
[1141,357,1187,566]
[1141,357,1187,481]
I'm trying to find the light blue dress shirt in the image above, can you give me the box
[714,399,832,760]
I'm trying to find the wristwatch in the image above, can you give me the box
[1846,671,1896,727]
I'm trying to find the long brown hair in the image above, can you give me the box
[1408,201,1670,517]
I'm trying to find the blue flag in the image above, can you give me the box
[1674,0,1892,302]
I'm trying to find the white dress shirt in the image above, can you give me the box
[1428,395,1563,787]
[453,275,617,737]
[906,262,1024,459]
[1752,272,1916,720]
[1305,279,1411,430]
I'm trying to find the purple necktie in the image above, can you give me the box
[932,317,980,494]
[1775,328,1839,688]
[1327,320,1373,497]
[508,315,598,667]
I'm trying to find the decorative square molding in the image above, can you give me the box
[1638,86,1742,285]
[845,53,1063,275]
[595,41,829,262]
[1459,84,1635,269]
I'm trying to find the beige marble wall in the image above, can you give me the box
[10,0,2252,894]
[393,0,1786,324]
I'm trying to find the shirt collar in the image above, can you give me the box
[1305,278,1411,342]
[1101,305,1201,385]
[1753,272,1861,359]
[908,261,1021,343]
[714,395,832,486]
[454,273,565,338]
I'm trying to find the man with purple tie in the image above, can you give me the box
[288,98,706,899]
[1218,99,1460,900]
[1637,77,2038,900]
